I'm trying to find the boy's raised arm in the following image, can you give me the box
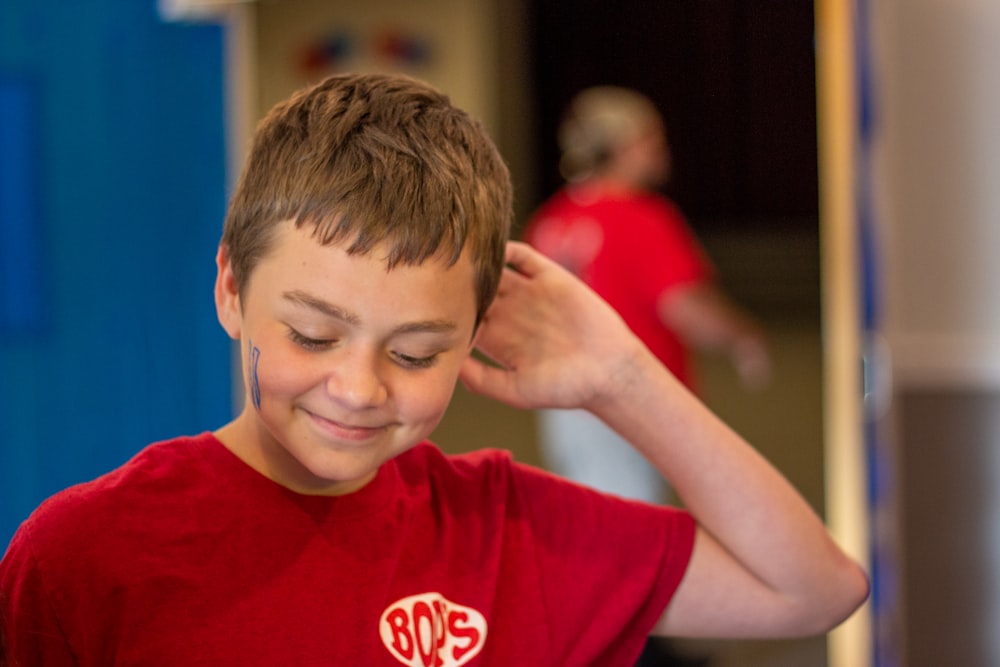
[460,241,869,638]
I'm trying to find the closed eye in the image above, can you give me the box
[392,351,439,370]
[287,328,335,351]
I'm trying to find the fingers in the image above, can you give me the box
[458,355,487,393]
[731,336,772,391]
[459,355,527,409]
[503,241,550,278]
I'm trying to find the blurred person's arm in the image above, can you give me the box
[659,283,772,389]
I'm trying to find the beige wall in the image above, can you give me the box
[256,0,499,130]
[254,0,538,216]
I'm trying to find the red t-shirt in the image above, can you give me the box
[525,188,711,388]
[1,433,694,666]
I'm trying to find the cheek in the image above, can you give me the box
[246,338,263,410]
[244,338,315,405]
[397,368,462,423]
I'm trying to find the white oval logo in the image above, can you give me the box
[379,592,487,667]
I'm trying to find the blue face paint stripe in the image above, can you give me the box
[249,339,262,410]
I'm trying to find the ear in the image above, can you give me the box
[214,244,243,340]
[468,321,483,353]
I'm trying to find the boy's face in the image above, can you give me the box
[214,221,479,495]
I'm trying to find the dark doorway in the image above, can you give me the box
[526,1,818,235]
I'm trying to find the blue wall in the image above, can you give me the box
[0,0,232,547]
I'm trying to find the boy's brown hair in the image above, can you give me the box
[222,72,512,325]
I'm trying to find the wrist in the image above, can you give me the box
[586,338,680,421]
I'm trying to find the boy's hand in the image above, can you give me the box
[460,241,648,411]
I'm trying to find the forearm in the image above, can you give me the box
[660,285,755,349]
[659,284,771,388]
[588,342,866,631]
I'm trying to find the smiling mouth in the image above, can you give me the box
[305,410,389,442]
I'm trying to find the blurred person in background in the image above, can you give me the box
[524,86,773,666]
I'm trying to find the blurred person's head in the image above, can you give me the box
[557,86,670,189]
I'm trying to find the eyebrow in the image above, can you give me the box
[282,290,459,335]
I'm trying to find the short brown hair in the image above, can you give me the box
[222,72,512,325]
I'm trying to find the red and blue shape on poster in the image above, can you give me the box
[299,26,432,76]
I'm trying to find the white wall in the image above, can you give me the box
[873,3,1000,665]
[876,0,1000,387]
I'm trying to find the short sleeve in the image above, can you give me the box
[511,462,695,665]
[0,523,77,666]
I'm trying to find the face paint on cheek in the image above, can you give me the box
[248,339,262,410]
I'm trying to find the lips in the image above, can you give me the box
[305,409,389,442]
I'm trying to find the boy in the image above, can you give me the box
[0,73,867,666]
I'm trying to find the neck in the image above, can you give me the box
[570,176,644,198]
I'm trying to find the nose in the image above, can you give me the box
[325,346,389,409]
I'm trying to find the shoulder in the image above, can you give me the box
[399,442,680,520]
[12,433,213,554]
[614,194,708,267]
[529,188,574,218]
[396,442,516,493]
[396,443,695,568]
[523,189,573,240]
[614,193,688,229]
[397,443,591,512]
